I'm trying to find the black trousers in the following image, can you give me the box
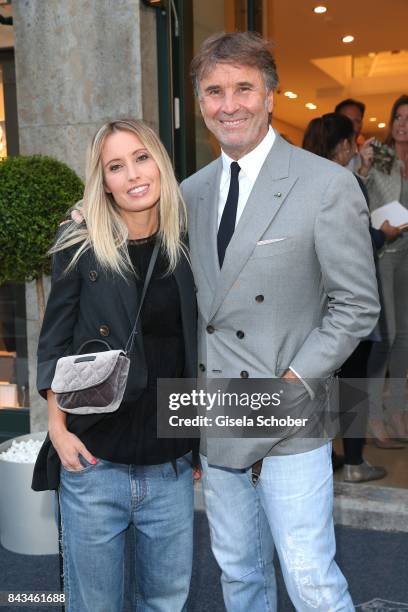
[338,341,373,465]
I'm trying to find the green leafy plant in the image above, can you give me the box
[0,155,84,319]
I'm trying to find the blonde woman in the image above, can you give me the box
[32,119,197,612]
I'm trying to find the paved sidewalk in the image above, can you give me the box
[1,511,408,612]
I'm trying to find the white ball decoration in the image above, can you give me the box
[0,438,45,464]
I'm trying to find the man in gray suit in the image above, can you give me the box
[181,32,380,611]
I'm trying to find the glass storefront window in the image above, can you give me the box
[0,284,28,408]
[0,67,7,157]
[192,0,225,170]
[0,8,28,411]
[191,0,259,170]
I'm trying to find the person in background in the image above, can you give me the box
[358,95,408,447]
[303,112,400,480]
[335,98,375,175]
[335,98,365,140]
[32,119,198,612]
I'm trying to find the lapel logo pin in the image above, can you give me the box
[274,192,282,198]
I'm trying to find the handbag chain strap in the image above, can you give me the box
[124,239,160,355]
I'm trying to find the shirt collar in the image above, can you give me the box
[221,127,276,182]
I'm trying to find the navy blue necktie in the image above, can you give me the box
[217,161,241,267]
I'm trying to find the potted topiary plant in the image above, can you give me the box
[0,155,84,320]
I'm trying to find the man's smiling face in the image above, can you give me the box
[198,62,274,160]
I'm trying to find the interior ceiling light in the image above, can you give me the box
[378,122,386,128]
[369,117,377,122]
[342,35,355,44]
[305,103,317,110]
[313,6,327,13]
[284,91,298,99]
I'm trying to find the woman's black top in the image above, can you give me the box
[77,234,192,465]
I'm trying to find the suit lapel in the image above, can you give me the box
[196,159,222,291]
[87,249,138,334]
[173,251,197,377]
[209,135,298,319]
[114,272,139,332]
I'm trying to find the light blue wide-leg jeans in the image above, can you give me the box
[201,443,354,612]
[59,453,194,612]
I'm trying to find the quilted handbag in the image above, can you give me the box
[51,240,159,414]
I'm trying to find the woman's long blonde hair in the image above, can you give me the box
[51,119,187,275]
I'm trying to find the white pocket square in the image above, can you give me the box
[256,238,287,246]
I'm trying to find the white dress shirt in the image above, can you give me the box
[218,127,276,228]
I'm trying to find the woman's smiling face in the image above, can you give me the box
[102,129,161,215]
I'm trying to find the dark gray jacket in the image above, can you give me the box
[33,238,197,491]
[37,241,197,399]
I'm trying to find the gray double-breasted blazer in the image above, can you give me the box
[181,133,380,469]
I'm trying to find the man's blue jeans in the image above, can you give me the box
[201,443,354,611]
[59,454,194,612]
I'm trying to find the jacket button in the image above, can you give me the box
[236,330,245,339]
[255,294,264,303]
[240,370,249,378]
[206,325,215,334]
[89,270,98,282]
[199,363,206,372]
[99,325,110,337]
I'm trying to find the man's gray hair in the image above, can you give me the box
[191,31,279,96]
